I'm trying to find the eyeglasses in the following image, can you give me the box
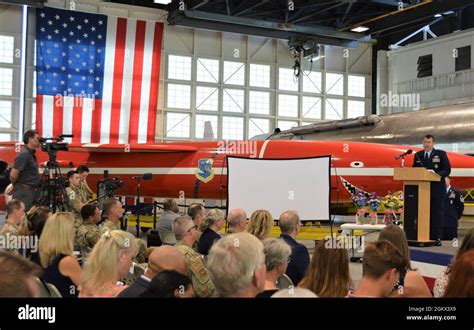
[187,225,198,232]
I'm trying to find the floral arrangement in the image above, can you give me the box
[381,191,404,225]
[352,190,367,225]
[367,192,380,225]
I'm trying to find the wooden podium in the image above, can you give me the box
[394,168,440,247]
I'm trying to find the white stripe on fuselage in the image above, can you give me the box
[49,167,474,177]
[258,140,270,158]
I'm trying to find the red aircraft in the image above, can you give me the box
[0,140,473,207]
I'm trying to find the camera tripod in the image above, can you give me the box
[33,148,71,212]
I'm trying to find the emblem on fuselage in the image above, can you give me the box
[196,158,215,183]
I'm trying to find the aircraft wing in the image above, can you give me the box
[67,143,198,153]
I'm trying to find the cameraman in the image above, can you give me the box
[10,130,40,211]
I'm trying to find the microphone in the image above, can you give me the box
[395,149,413,160]
[132,173,153,180]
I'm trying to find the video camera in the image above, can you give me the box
[96,170,124,208]
[39,134,72,153]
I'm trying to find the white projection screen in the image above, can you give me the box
[227,156,331,221]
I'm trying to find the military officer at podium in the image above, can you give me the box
[443,176,464,240]
[413,134,451,246]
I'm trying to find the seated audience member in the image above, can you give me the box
[140,270,194,298]
[188,203,205,250]
[157,199,181,232]
[349,240,408,298]
[0,199,25,253]
[25,206,51,265]
[443,249,474,298]
[247,209,274,240]
[378,224,431,297]
[227,208,247,234]
[257,238,291,298]
[278,210,309,286]
[66,170,88,223]
[198,209,225,256]
[173,216,216,297]
[76,165,94,199]
[101,198,147,264]
[271,288,318,298]
[207,232,266,297]
[187,203,205,227]
[101,198,125,232]
[299,240,352,297]
[0,251,42,297]
[118,245,188,298]
[75,204,102,256]
[80,230,137,297]
[434,228,474,297]
[39,212,82,298]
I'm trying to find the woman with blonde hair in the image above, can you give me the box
[247,210,274,240]
[198,208,224,255]
[39,212,82,297]
[378,224,431,297]
[79,230,137,297]
[299,240,352,297]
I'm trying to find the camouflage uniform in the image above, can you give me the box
[0,221,21,254]
[176,241,216,298]
[66,185,88,228]
[100,219,147,264]
[192,230,202,253]
[100,219,120,232]
[0,221,20,236]
[75,222,101,256]
[79,181,92,200]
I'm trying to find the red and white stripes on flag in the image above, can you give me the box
[36,14,163,144]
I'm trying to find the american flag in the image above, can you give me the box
[36,7,163,144]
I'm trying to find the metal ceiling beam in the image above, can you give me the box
[368,0,472,35]
[234,0,269,16]
[288,1,348,23]
[339,0,355,26]
[169,9,371,41]
[189,0,210,11]
[167,10,370,47]
[364,0,412,7]
[225,0,231,15]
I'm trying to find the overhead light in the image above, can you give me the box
[434,13,442,18]
[351,26,369,33]
[154,0,172,4]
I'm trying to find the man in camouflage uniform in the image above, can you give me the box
[76,165,94,200]
[0,200,25,254]
[66,170,88,227]
[172,215,216,298]
[101,198,147,264]
[75,204,101,257]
